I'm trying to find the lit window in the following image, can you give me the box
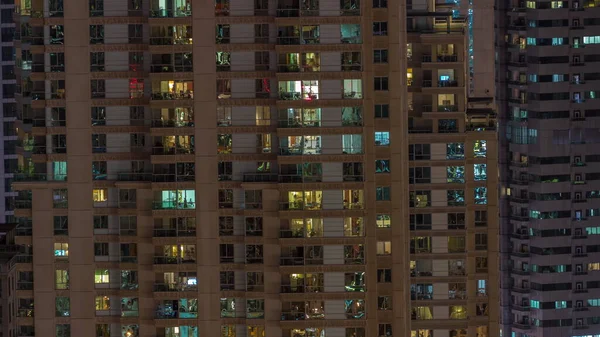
[93,188,107,202]
[376,241,391,255]
[94,269,109,284]
[55,269,69,289]
[54,243,69,258]
[374,131,390,146]
[376,214,391,228]
[474,164,487,181]
[95,296,111,311]
[474,187,488,205]
[588,262,600,270]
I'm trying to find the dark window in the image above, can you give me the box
[374,77,389,91]
[374,49,388,63]
[2,84,14,98]
[1,28,14,42]
[374,104,389,118]
[1,47,13,61]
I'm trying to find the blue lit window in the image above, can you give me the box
[374,132,390,146]
[474,140,487,157]
[474,187,487,205]
[474,164,487,181]
[552,74,564,82]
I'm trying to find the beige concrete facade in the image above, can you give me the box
[5,0,496,337]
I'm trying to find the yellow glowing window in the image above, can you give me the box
[247,326,265,337]
[95,296,111,310]
[54,243,69,258]
[377,241,392,255]
[94,269,109,284]
[588,262,600,270]
[93,188,107,202]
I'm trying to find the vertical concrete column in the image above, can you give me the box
[388,1,411,337]
[63,0,94,334]
[193,0,220,335]
[262,188,281,336]
[31,188,55,334]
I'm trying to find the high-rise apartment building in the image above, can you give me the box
[0,0,16,224]
[5,0,496,336]
[497,0,600,336]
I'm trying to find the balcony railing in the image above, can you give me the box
[153,229,196,237]
[242,173,278,183]
[152,201,196,210]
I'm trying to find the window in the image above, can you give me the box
[374,76,388,91]
[55,270,69,289]
[90,25,104,44]
[55,297,70,317]
[374,104,389,118]
[95,296,110,311]
[377,269,391,282]
[377,241,392,255]
[255,51,270,71]
[409,144,430,160]
[376,214,391,228]
[373,22,388,35]
[475,210,487,227]
[89,0,104,16]
[94,216,108,229]
[53,189,68,208]
[128,24,143,43]
[375,159,390,173]
[53,216,68,235]
[91,107,106,125]
[93,189,107,202]
[475,233,488,250]
[91,79,105,98]
[254,24,269,43]
[54,243,69,259]
[375,131,390,146]
[56,324,70,337]
[129,52,144,71]
[119,216,137,235]
[90,52,104,71]
[94,269,109,284]
[378,324,392,337]
[92,134,107,152]
[410,167,431,184]
[374,49,388,63]
[94,243,109,256]
[92,161,107,180]
[376,186,391,201]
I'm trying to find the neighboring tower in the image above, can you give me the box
[0,0,16,223]
[407,0,499,337]
[498,0,600,336]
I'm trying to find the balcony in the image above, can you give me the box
[154,282,198,292]
[151,91,193,100]
[150,1,192,17]
[117,173,152,182]
[153,256,196,264]
[242,173,278,183]
[152,200,196,210]
[153,228,196,237]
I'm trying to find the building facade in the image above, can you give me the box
[7,0,495,337]
[497,0,600,336]
[0,0,16,223]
